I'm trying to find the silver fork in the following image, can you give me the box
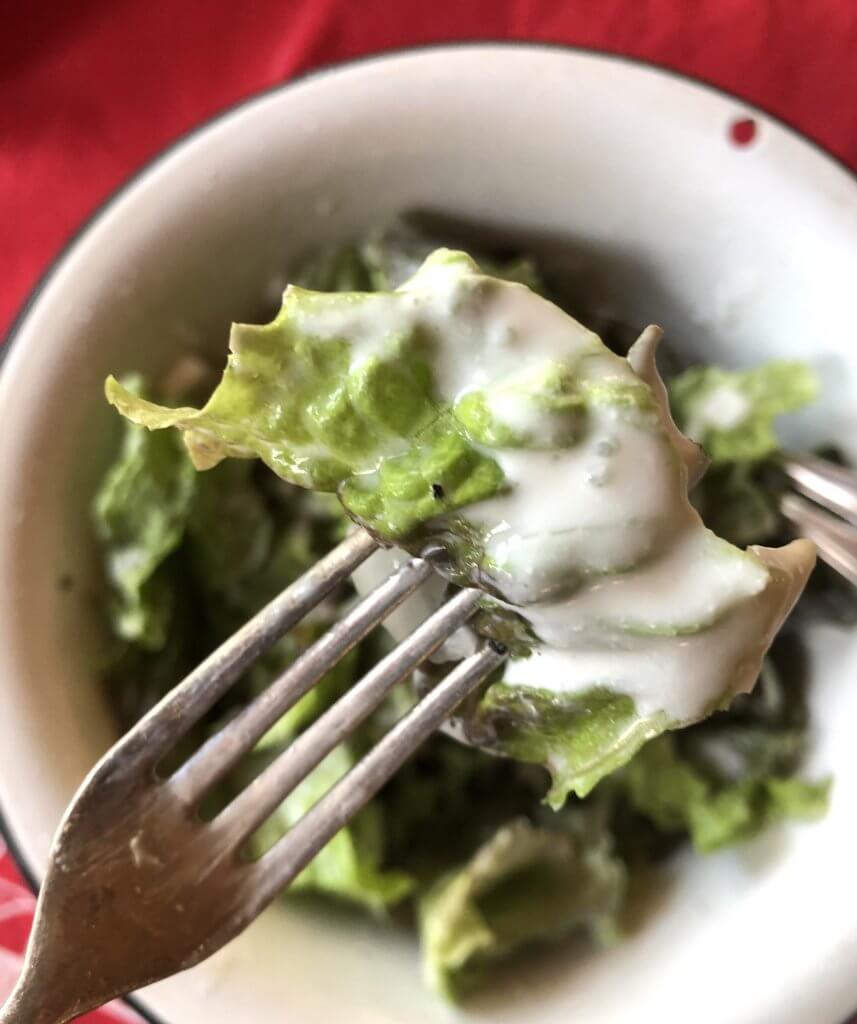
[2,456,855,1024]
[780,452,857,586]
[0,530,506,1024]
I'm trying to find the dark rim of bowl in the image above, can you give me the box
[1,39,855,1024]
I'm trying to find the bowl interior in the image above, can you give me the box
[1,46,856,1024]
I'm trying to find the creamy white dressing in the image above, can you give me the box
[500,545,808,721]
[353,546,479,663]
[482,389,564,447]
[323,253,814,723]
[504,529,770,645]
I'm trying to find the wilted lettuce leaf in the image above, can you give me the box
[467,685,669,808]
[242,743,414,913]
[669,361,818,463]
[619,732,829,852]
[418,815,625,1000]
[92,376,196,650]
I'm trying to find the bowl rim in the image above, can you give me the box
[1,39,854,1024]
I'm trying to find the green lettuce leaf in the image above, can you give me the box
[104,254,508,542]
[92,376,197,649]
[467,685,670,808]
[619,732,829,852]
[418,815,625,1000]
[669,361,818,463]
[293,243,373,293]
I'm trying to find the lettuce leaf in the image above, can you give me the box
[185,459,275,599]
[467,685,669,808]
[92,376,196,649]
[619,733,829,852]
[105,256,508,545]
[669,361,818,463]
[418,815,625,1000]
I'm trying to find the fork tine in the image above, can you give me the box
[245,643,506,916]
[781,492,857,587]
[172,555,436,804]
[216,587,485,845]
[120,530,378,766]
[781,453,857,527]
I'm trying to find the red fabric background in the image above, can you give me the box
[1,2,855,1021]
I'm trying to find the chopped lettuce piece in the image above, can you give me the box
[418,816,625,1000]
[467,685,669,807]
[620,733,829,852]
[92,376,196,649]
[669,361,818,463]
[105,258,509,540]
[243,744,414,912]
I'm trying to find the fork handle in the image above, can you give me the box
[0,971,81,1024]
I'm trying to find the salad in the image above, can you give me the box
[94,224,851,1000]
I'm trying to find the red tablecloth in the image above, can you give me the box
[2,3,856,1020]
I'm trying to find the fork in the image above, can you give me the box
[780,452,857,586]
[2,455,855,1024]
[0,530,506,1024]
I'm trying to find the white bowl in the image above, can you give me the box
[1,44,856,1024]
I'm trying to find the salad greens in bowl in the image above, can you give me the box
[0,44,856,1024]
[97,224,839,1000]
